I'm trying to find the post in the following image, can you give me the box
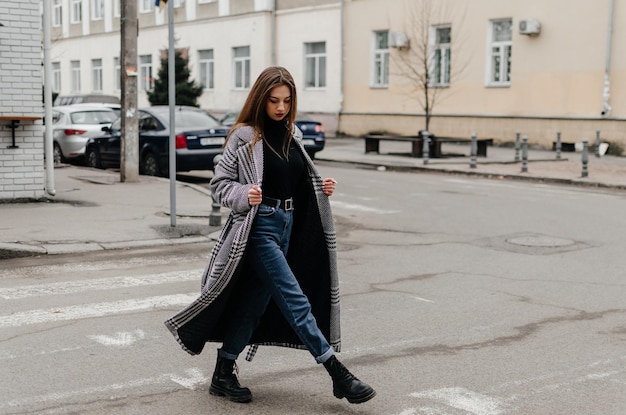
[582,139,589,177]
[555,131,561,160]
[421,131,430,165]
[470,132,477,168]
[595,130,601,157]
[514,131,520,161]
[120,0,139,182]
[168,0,177,227]
[521,135,528,173]
[209,155,222,226]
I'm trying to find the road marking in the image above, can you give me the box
[410,295,435,303]
[1,367,206,410]
[170,368,209,390]
[411,387,505,415]
[0,270,200,300]
[0,293,197,328]
[330,200,400,214]
[87,329,146,347]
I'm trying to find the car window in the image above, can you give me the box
[175,110,220,129]
[139,115,161,131]
[110,117,122,131]
[70,110,117,125]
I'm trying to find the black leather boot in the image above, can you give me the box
[323,355,376,404]
[209,352,252,403]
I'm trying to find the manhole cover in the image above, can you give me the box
[506,235,575,248]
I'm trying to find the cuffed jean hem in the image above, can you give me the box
[316,347,334,364]
[218,348,239,361]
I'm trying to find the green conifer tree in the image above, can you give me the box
[147,50,203,107]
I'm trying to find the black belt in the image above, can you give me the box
[262,196,294,211]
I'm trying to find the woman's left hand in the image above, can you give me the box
[322,178,337,197]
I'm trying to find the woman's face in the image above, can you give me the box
[265,85,291,122]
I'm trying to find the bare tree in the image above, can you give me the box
[392,0,467,133]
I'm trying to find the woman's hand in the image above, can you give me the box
[248,184,262,206]
[322,178,337,197]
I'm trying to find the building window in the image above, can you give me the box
[304,42,326,89]
[52,62,61,92]
[488,19,512,86]
[91,0,104,20]
[140,0,154,13]
[92,59,103,92]
[71,60,81,92]
[53,0,62,26]
[113,0,120,17]
[431,25,451,86]
[233,46,250,89]
[199,49,214,89]
[198,0,216,3]
[70,0,82,23]
[173,0,184,7]
[139,55,153,91]
[114,57,121,91]
[371,31,389,88]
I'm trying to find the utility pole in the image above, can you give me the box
[120,0,139,182]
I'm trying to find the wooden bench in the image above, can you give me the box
[364,134,493,158]
[0,115,41,149]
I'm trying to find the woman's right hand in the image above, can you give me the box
[248,184,262,206]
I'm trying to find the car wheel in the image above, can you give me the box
[141,152,161,176]
[53,142,65,166]
[85,148,102,169]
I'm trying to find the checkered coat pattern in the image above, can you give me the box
[164,125,341,358]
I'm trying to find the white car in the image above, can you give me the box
[51,104,118,165]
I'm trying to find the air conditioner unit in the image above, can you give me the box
[519,19,541,36]
[390,31,409,49]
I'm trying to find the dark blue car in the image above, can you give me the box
[85,106,229,176]
[219,111,325,159]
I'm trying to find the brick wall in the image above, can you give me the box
[0,0,44,200]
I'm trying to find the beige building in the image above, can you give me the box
[47,0,626,150]
[341,0,625,150]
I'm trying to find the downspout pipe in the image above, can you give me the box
[43,0,56,196]
[270,0,276,65]
[601,0,615,117]
[338,0,345,128]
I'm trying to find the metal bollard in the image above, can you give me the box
[555,131,561,160]
[521,135,528,173]
[421,131,430,165]
[595,130,601,158]
[514,131,520,161]
[582,139,589,177]
[209,154,223,226]
[470,132,477,168]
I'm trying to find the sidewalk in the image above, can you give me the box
[1,137,625,258]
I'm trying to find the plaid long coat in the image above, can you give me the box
[164,125,341,358]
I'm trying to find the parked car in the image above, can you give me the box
[85,106,229,176]
[219,111,325,159]
[51,104,118,165]
[53,94,120,106]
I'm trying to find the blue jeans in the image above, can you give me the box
[220,202,334,364]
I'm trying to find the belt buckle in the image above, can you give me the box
[284,198,293,211]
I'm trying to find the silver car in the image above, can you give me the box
[51,104,118,165]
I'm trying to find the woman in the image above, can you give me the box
[165,66,375,405]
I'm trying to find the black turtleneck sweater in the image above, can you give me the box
[262,116,305,201]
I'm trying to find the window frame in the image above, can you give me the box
[52,0,62,26]
[304,41,327,89]
[198,49,215,90]
[91,0,104,20]
[429,25,451,87]
[71,60,81,92]
[371,30,389,88]
[140,0,154,13]
[139,55,153,91]
[52,62,61,92]
[113,57,121,91]
[232,46,250,90]
[70,0,82,24]
[487,18,512,87]
[92,58,103,92]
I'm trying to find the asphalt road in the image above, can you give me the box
[2,164,626,414]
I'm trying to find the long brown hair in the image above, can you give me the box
[225,66,298,155]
